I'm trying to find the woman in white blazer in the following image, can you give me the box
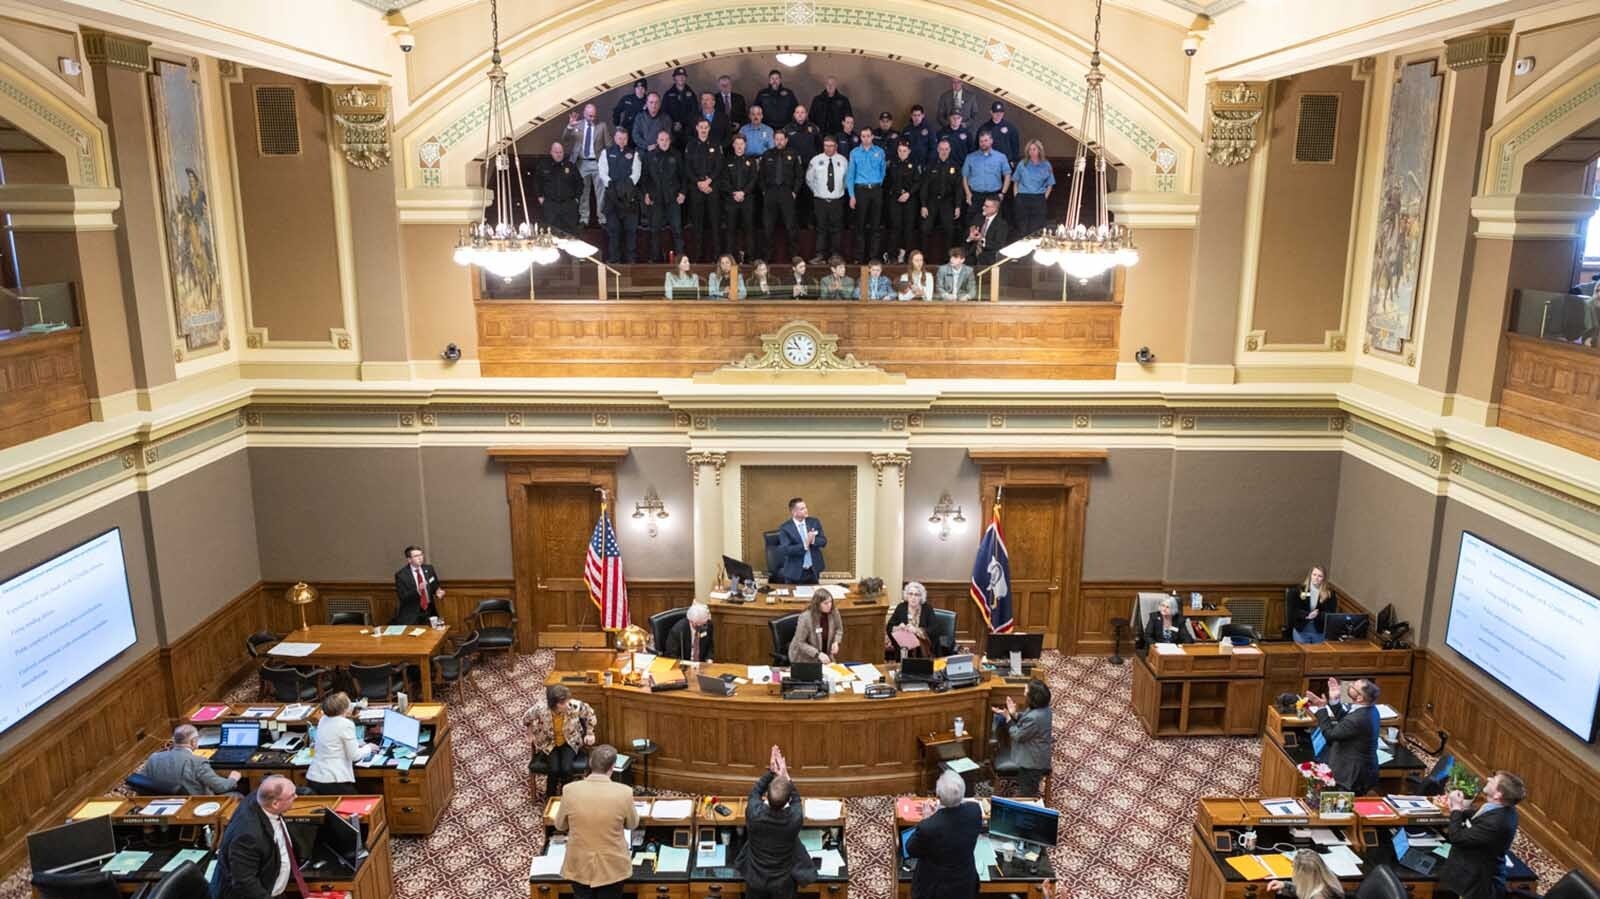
[307,691,377,794]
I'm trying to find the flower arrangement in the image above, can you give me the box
[1297,761,1336,787]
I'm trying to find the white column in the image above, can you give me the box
[687,451,728,597]
[871,452,910,600]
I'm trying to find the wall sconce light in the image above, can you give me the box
[632,486,669,537]
[927,491,966,541]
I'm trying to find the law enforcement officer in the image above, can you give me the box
[752,69,797,128]
[536,141,584,236]
[920,140,964,259]
[903,105,937,166]
[720,134,760,261]
[806,136,848,264]
[784,106,823,227]
[810,76,853,137]
[961,130,1011,225]
[642,129,687,262]
[976,101,1021,164]
[738,104,776,157]
[612,78,648,133]
[884,140,923,263]
[685,118,724,260]
[936,112,973,168]
[875,112,901,148]
[662,67,698,145]
[845,128,887,264]
[758,129,804,262]
[834,114,859,158]
[596,129,642,263]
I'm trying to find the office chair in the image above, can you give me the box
[30,869,121,899]
[432,631,481,701]
[145,861,209,899]
[348,661,407,702]
[260,664,327,702]
[245,630,283,657]
[649,607,688,655]
[1281,587,1300,640]
[125,771,177,796]
[468,598,517,661]
[328,611,369,626]
[1511,869,1600,899]
[763,529,784,580]
[1219,623,1257,643]
[929,608,958,657]
[1355,865,1407,899]
[770,613,801,666]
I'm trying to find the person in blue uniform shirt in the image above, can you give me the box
[1010,140,1055,237]
[976,101,1022,164]
[776,497,827,584]
[612,78,648,133]
[936,112,972,169]
[846,127,887,263]
[630,92,672,157]
[738,105,775,157]
[662,67,698,145]
[596,129,642,263]
[752,69,796,129]
[903,105,937,165]
[961,131,1011,225]
[810,76,853,137]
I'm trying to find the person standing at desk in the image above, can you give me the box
[1144,595,1191,645]
[992,680,1053,797]
[1438,771,1525,899]
[1291,565,1337,644]
[664,602,714,662]
[144,724,241,795]
[886,580,936,658]
[555,744,639,899]
[306,692,378,795]
[737,745,806,899]
[789,590,844,664]
[524,685,598,793]
[1304,677,1380,794]
[777,497,826,584]
[907,770,981,899]
[393,544,444,625]
[210,775,296,899]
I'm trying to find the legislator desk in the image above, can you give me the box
[267,624,452,700]
[174,700,455,835]
[49,794,236,891]
[708,587,889,665]
[1188,796,1536,899]
[1258,705,1423,798]
[894,796,1055,899]
[529,794,849,899]
[1260,639,1414,718]
[546,661,1012,796]
[1131,644,1266,737]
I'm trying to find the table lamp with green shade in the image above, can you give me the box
[284,581,318,631]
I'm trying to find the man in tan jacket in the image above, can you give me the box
[554,744,639,899]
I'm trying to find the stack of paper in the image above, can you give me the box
[1376,704,1400,719]
[277,704,313,722]
[747,665,774,684]
[268,642,321,657]
[813,849,845,877]
[102,851,153,874]
[696,843,728,868]
[803,799,844,821]
[75,799,125,819]
[161,849,210,872]
[650,799,693,819]
[191,704,230,722]
[1309,828,1348,846]
[800,831,826,852]
[1377,746,1395,765]
[530,843,567,877]
[1259,798,1306,817]
[1353,798,1397,817]
[973,835,998,881]
[1386,796,1438,815]
[822,664,856,684]
[1224,853,1295,881]
[847,663,883,683]
[1152,643,1185,655]
[656,847,691,873]
[1322,845,1364,877]
[945,757,979,773]
[138,800,185,817]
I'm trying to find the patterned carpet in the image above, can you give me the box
[1,651,1568,899]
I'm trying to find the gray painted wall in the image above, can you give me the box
[616,446,695,579]
[1329,456,1439,627]
[147,452,263,635]
[903,448,981,582]
[421,446,515,579]
[250,447,427,580]
[1083,448,1174,580]
[1165,450,1342,582]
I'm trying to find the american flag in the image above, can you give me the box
[584,501,630,630]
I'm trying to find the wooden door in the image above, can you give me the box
[999,486,1067,638]
[531,485,603,634]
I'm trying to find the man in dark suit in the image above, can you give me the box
[1438,771,1524,899]
[964,196,1010,265]
[1305,677,1381,794]
[210,775,296,899]
[906,771,981,899]
[736,745,806,899]
[392,544,444,625]
[663,603,714,662]
[776,497,827,585]
[714,75,748,128]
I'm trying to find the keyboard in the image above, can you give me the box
[781,686,827,700]
[210,746,260,765]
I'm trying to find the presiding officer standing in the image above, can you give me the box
[777,497,826,584]
[907,771,982,899]
[555,744,639,899]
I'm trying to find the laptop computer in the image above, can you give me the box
[210,721,262,765]
[1392,828,1439,876]
[944,653,980,688]
[899,657,936,683]
[696,673,735,695]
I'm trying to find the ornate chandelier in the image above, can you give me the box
[1001,0,1138,282]
[452,0,594,279]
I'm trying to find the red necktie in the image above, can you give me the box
[414,567,429,612]
[691,630,700,662]
[277,817,311,896]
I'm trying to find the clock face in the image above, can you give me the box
[782,332,818,366]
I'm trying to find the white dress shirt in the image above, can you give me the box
[267,811,292,896]
[806,153,847,199]
[307,714,363,786]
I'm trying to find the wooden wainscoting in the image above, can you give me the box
[0,650,168,874]
[477,300,1121,379]
[1499,333,1600,459]
[0,328,91,450]
[1410,648,1600,883]
[163,584,273,713]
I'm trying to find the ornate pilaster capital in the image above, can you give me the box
[328,84,392,170]
[686,451,728,486]
[870,452,911,487]
[1445,29,1510,71]
[81,30,151,72]
[1205,81,1266,167]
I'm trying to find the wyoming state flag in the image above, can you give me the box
[969,500,1014,633]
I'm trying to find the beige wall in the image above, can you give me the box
[146,452,262,636]
[402,223,478,361]
[250,447,427,580]
[0,148,69,184]
[903,448,982,582]
[1252,65,1365,345]
[1165,450,1342,582]
[1329,456,1438,626]
[228,69,344,343]
[1509,15,1600,100]
[1119,228,1194,364]
[1186,159,1252,366]
[1083,448,1174,581]
[0,17,83,94]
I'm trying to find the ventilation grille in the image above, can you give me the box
[253,85,301,156]
[1222,597,1267,634]
[1293,94,1339,164]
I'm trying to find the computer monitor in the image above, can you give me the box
[1324,613,1370,642]
[788,661,823,684]
[984,632,1044,661]
[316,809,363,869]
[220,721,261,748]
[900,657,935,680]
[381,709,421,752]
[28,816,117,874]
[988,796,1060,847]
[722,555,755,587]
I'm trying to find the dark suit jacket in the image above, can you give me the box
[887,601,937,656]
[776,517,827,583]
[209,794,281,899]
[1439,805,1518,899]
[1289,587,1337,634]
[1144,611,1191,645]
[392,563,441,625]
[966,214,1011,265]
[907,802,981,899]
[736,771,805,893]
[1313,702,1380,794]
[663,617,714,661]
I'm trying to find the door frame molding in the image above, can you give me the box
[969,449,1106,653]
[490,447,628,649]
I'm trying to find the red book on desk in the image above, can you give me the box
[896,796,930,823]
[1353,798,1396,818]
[334,797,380,817]
[191,704,230,722]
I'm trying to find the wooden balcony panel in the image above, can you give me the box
[1499,332,1600,459]
[0,328,91,450]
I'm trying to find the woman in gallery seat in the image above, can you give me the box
[1290,565,1337,644]
[789,589,845,664]
[1266,849,1344,898]
[524,684,598,794]
[885,580,937,659]
[991,679,1053,797]
[1144,595,1192,645]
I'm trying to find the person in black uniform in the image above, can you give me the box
[736,746,805,899]
[920,141,963,260]
[752,69,797,129]
[904,105,937,166]
[662,603,714,662]
[685,119,724,260]
[537,141,584,236]
[876,112,901,148]
[210,776,296,899]
[906,771,981,899]
[597,129,642,264]
[720,134,759,262]
[834,115,859,158]
[976,101,1022,165]
[392,544,444,625]
[810,76,852,137]
[642,130,687,263]
[936,114,973,168]
[662,67,698,146]
[611,78,648,133]
[785,106,822,228]
[884,141,922,263]
[1439,771,1524,899]
[758,129,803,262]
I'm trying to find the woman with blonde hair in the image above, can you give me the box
[708,253,745,299]
[306,691,377,794]
[885,580,938,658]
[1291,565,1337,644]
[788,588,845,664]
[1267,849,1344,898]
[1010,140,1055,238]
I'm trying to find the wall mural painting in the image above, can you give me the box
[1365,59,1442,359]
[150,58,225,354]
